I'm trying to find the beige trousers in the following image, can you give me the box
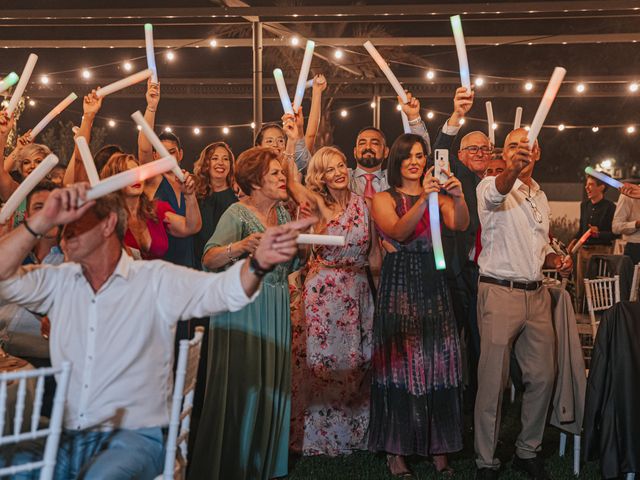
[474,282,556,469]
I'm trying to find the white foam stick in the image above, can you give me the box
[305,79,314,89]
[584,167,623,189]
[514,106,523,129]
[297,234,345,246]
[401,111,411,134]
[528,67,566,148]
[72,126,79,134]
[273,69,294,115]
[0,153,58,224]
[144,24,158,83]
[450,15,471,91]
[363,41,408,103]
[6,54,38,116]
[85,156,177,203]
[485,101,495,145]
[570,230,593,255]
[429,192,446,270]
[292,40,315,110]
[74,136,100,186]
[95,69,153,99]
[130,110,185,182]
[29,93,78,140]
[0,72,19,95]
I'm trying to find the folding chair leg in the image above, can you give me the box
[559,432,567,457]
[573,434,580,476]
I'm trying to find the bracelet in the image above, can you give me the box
[248,255,274,278]
[226,243,238,263]
[23,219,44,239]
[283,152,295,159]
[146,106,157,113]
[408,117,422,126]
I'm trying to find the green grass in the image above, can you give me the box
[287,393,600,479]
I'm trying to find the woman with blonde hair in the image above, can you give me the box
[286,144,379,456]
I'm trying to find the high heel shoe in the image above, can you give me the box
[386,454,416,479]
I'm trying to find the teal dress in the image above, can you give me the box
[189,202,294,480]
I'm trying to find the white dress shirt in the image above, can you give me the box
[477,176,555,282]
[612,194,640,244]
[0,252,256,431]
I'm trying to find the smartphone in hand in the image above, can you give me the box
[434,149,450,184]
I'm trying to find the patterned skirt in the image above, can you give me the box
[368,250,463,456]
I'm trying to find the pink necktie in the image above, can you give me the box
[363,174,376,200]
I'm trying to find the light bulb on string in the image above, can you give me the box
[290,36,300,46]
[164,126,172,133]
[209,39,218,48]
[396,104,402,111]
[166,51,175,61]
[82,69,91,79]
[475,77,485,87]
[28,99,35,106]
[334,49,344,59]
[627,125,636,134]
[524,125,530,131]
[592,126,599,132]
[558,124,565,131]
[340,109,348,118]
[123,62,132,72]
[427,111,434,119]
[40,75,49,85]
[223,126,230,134]
[524,81,533,91]
[630,82,639,92]
[426,70,435,80]
[459,118,465,125]
[250,122,256,129]
[108,119,116,128]
[576,83,586,93]
[370,101,376,109]
[193,127,201,135]
[492,123,498,130]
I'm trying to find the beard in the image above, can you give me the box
[356,151,385,169]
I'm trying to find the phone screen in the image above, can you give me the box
[434,149,450,184]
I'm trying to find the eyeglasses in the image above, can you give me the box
[461,146,492,155]
[525,197,543,223]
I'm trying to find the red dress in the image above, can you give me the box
[124,200,174,260]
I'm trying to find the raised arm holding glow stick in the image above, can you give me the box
[74,136,100,186]
[485,101,495,145]
[273,69,294,115]
[0,73,19,95]
[363,41,408,104]
[130,110,185,182]
[527,67,566,148]
[6,54,38,116]
[29,93,78,140]
[0,153,58,224]
[401,111,411,134]
[514,106,523,129]
[292,40,315,110]
[584,166,623,189]
[95,69,153,99]
[570,230,593,255]
[297,234,345,246]
[450,15,471,91]
[144,24,158,83]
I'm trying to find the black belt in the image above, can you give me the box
[479,275,542,291]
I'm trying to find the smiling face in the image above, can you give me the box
[484,158,506,177]
[255,159,288,201]
[458,131,492,176]
[21,154,45,178]
[585,177,605,202]
[259,127,286,154]
[322,154,349,191]
[502,128,540,179]
[354,129,388,169]
[208,146,231,182]
[399,142,427,183]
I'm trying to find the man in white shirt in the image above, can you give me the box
[0,184,313,479]
[612,192,640,264]
[473,129,572,480]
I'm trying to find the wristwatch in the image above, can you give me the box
[248,255,274,278]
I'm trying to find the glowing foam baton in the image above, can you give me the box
[297,234,345,246]
[29,93,78,140]
[131,110,185,182]
[305,79,314,89]
[273,69,294,115]
[6,54,38,116]
[74,136,100,186]
[450,15,471,91]
[401,111,411,134]
[584,166,623,189]
[363,41,408,104]
[570,230,593,255]
[429,192,446,270]
[144,24,158,83]
[292,40,315,110]
[84,156,177,203]
[528,67,566,148]
[0,72,19,95]
[514,106,523,129]
[486,101,495,145]
[0,153,58,224]
[96,69,153,98]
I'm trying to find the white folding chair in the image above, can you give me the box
[0,361,71,480]
[158,327,205,480]
[630,263,640,302]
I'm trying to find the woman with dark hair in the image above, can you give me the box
[369,134,469,477]
[192,141,238,269]
[190,147,297,480]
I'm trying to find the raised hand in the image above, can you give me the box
[399,91,421,121]
[241,232,263,255]
[450,86,474,125]
[181,172,196,196]
[508,138,532,173]
[421,166,441,197]
[312,74,327,93]
[621,182,640,199]
[146,80,160,111]
[28,183,95,234]
[83,89,103,116]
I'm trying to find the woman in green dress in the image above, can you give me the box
[189,146,295,480]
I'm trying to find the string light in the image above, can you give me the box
[28,99,35,106]
[222,126,230,134]
[525,125,531,131]
[164,126,172,132]
[601,158,613,169]
[108,119,116,127]
[576,83,586,93]
[334,49,344,59]
[123,62,132,72]
[592,126,599,132]
[492,123,498,130]
[475,77,485,87]
[396,104,402,111]
[426,70,435,80]
[81,69,91,79]
[250,122,256,129]
[459,118,465,125]
[166,51,175,61]
[340,109,348,117]
[193,127,201,135]
[558,124,566,131]
[136,125,142,131]
[627,125,636,133]
[427,111,434,119]
[370,101,376,108]
[209,39,218,48]
[630,82,639,92]
[290,36,300,46]
[40,75,49,85]
[524,81,534,91]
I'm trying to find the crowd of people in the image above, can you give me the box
[0,73,639,480]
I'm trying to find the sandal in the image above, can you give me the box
[386,454,416,479]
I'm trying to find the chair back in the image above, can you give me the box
[0,361,71,480]
[630,263,640,302]
[161,327,205,480]
[584,275,621,337]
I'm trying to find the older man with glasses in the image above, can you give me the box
[474,128,572,480]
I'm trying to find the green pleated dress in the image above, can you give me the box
[189,202,293,480]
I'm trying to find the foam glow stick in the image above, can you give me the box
[450,15,471,91]
[305,79,314,89]
[485,101,495,145]
[273,69,294,115]
[0,153,58,224]
[74,136,100,186]
[0,72,19,95]
[292,40,315,110]
[429,192,446,270]
[130,110,184,182]
[527,67,566,148]
[95,69,153,98]
[401,111,411,134]
[584,166,623,189]
[6,54,38,116]
[144,24,158,83]
[363,41,408,104]
[85,156,177,202]
[570,230,593,255]
[297,234,345,246]
[514,106,523,129]
[29,93,78,140]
